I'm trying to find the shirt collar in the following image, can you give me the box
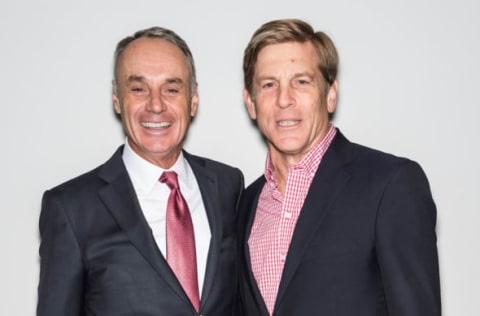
[264,123,337,186]
[122,138,190,194]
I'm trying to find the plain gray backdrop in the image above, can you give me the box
[1,0,479,315]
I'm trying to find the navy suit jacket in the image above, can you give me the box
[239,130,441,316]
[37,147,244,316]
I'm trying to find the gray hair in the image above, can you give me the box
[112,26,197,95]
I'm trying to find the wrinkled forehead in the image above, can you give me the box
[116,38,192,83]
[254,42,320,75]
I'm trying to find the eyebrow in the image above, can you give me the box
[291,72,316,80]
[165,78,185,85]
[126,75,146,84]
[256,75,276,81]
[256,72,316,82]
[125,76,185,85]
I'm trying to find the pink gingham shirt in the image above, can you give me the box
[248,124,337,315]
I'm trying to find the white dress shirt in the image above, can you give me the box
[122,140,211,295]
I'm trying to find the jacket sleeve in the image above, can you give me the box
[37,190,85,316]
[376,161,441,316]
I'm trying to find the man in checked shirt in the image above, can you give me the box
[238,18,441,316]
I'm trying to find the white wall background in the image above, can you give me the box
[1,0,478,314]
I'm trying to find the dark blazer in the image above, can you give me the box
[37,147,244,316]
[239,130,441,316]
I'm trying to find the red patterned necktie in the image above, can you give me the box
[160,171,200,312]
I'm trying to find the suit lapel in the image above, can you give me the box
[96,147,191,305]
[184,152,221,308]
[242,177,270,314]
[274,132,353,311]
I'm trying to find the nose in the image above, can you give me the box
[277,84,294,109]
[146,91,166,113]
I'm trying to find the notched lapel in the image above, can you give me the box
[275,132,353,310]
[185,153,222,308]
[242,177,269,314]
[96,149,192,306]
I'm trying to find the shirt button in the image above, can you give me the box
[279,253,286,261]
[283,211,292,219]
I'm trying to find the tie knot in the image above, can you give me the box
[159,171,180,190]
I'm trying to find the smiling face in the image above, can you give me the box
[113,37,198,168]
[244,41,338,165]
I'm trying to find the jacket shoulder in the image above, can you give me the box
[350,142,421,174]
[45,147,123,199]
[184,151,244,179]
[44,165,105,205]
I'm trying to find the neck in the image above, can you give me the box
[269,151,303,195]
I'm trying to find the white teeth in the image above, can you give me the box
[278,120,299,127]
[141,122,171,128]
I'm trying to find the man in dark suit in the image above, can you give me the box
[238,19,441,315]
[37,26,243,316]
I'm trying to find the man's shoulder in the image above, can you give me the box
[45,147,124,197]
[351,142,406,161]
[345,140,428,185]
[184,151,242,174]
[332,130,411,166]
[349,141,417,170]
[333,130,408,163]
[48,165,103,193]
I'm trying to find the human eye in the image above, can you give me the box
[295,77,311,86]
[261,80,277,90]
[131,87,144,92]
[167,87,179,94]
[162,84,181,96]
[130,83,149,95]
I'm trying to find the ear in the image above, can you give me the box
[112,80,122,114]
[243,88,257,120]
[112,93,121,114]
[190,89,199,117]
[326,80,338,114]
